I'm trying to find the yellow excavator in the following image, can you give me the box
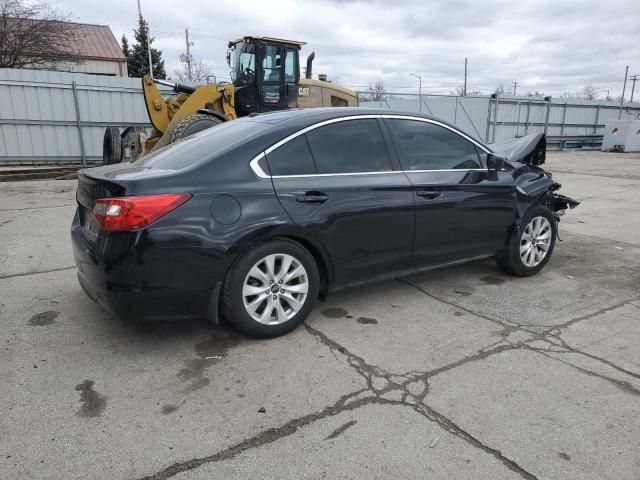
[103,36,359,164]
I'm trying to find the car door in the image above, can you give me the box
[383,117,516,266]
[265,117,415,286]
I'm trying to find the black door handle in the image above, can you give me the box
[416,190,441,199]
[295,191,329,204]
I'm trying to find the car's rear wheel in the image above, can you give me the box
[496,205,556,276]
[222,239,319,338]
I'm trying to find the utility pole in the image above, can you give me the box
[630,74,638,103]
[137,0,153,78]
[512,81,519,96]
[619,65,629,119]
[410,73,422,112]
[463,57,468,96]
[184,28,193,82]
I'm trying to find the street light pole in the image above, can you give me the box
[410,73,422,112]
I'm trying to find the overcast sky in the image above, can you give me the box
[56,0,639,98]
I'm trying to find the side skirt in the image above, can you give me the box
[327,254,496,294]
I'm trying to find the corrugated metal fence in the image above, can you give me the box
[358,93,640,147]
[0,68,156,165]
[2,68,640,165]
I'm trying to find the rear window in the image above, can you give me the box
[135,120,268,170]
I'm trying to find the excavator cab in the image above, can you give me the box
[228,36,304,116]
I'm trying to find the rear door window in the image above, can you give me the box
[266,135,316,176]
[305,119,392,174]
[387,119,481,170]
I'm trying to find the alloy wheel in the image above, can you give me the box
[520,216,552,267]
[242,253,309,325]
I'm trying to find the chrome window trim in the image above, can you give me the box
[249,152,270,179]
[380,114,491,154]
[249,114,491,179]
[272,170,403,179]
[264,115,382,156]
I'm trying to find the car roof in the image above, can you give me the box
[247,107,441,125]
[244,108,484,148]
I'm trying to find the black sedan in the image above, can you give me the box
[71,108,578,337]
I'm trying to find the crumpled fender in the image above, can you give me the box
[512,169,579,225]
[495,133,580,228]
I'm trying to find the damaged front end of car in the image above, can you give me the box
[491,133,580,230]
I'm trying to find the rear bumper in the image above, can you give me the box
[71,213,234,323]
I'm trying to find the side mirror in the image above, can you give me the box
[486,153,506,172]
[226,50,232,68]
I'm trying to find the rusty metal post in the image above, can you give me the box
[485,95,493,143]
[543,96,552,135]
[491,95,499,143]
[71,81,87,167]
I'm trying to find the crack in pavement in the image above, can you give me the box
[398,278,640,384]
[396,277,539,334]
[0,203,76,212]
[135,281,639,480]
[324,419,357,440]
[0,265,76,280]
[136,390,384,480]
[525,346,640,396]
[135,323,539,480]
[305,324,540,480]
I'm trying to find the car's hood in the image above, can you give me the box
[490,133,546,166]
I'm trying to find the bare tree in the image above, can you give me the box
[362,80,387,102]
[494,84,505,95]
[526,90,546,98]
[581,85,599,100]
[0,0,82,70]
[560,91,577,99]
[173,59,214,83]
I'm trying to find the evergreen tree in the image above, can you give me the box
[125,15,166,79]
[121,35,130,58]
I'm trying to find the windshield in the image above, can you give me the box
[233,41,255,86]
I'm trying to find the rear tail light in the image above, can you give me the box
[92,193,191,231]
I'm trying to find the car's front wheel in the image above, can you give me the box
[222,239,320,338]
[496,205,557,276]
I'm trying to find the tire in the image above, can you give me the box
[222,239,320,338]
[496,205,557,276]
[171,114,223,142]
[120,127,144,162]
[103,127,122,165]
